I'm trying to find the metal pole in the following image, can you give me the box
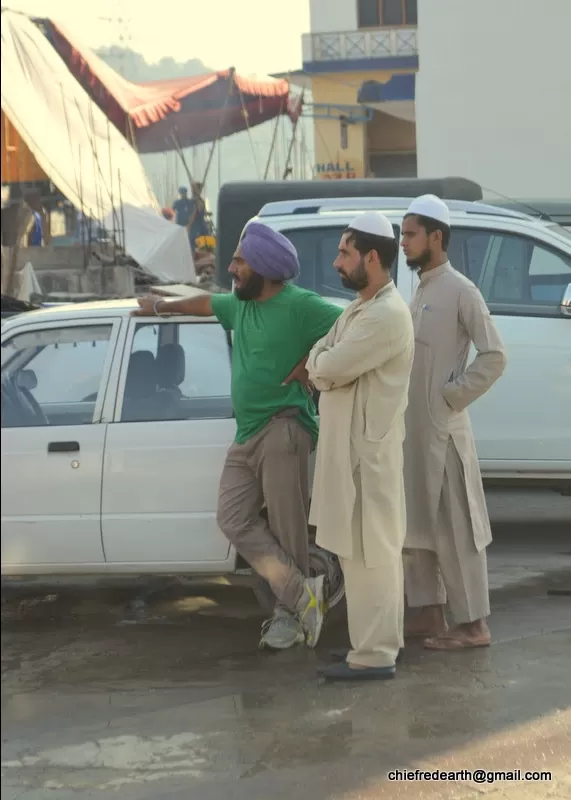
[282,92,304,180]
[264,105,283,180]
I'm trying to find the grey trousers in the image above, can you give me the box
[404,441,490,624]
[216,413,313,612]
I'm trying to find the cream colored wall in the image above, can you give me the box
[416,0,571,198]
[311,71,417,179]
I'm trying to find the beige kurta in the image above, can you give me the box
[404,262,507,553]
[307,281,414,567]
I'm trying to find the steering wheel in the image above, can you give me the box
[19,385,48,426]
[4,380,48,427]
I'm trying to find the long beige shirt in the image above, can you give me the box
[404,262,507,552]
[307,281,414,568]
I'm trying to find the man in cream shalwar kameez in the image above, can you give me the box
[305,212,414,681]
[401,195,507,650]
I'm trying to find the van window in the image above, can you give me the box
[282,226,399,299]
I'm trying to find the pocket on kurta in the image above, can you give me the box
[410,341,448,428]
[363,398,390,443]
[363,421,390,443]
[414,306,445,347]
[430,388,455,428]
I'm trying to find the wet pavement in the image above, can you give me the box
[2,490,571,799]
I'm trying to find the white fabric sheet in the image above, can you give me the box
[17,262,42,301]
[1,12,194,283]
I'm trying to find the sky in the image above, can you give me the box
[5,0,309,76]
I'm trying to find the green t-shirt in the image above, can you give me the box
[211,285,343,444]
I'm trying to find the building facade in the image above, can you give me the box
[301,0,570,197]
[415,0,571,200]
[302,0,418,180]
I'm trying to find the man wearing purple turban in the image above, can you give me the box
[134,222,343,650]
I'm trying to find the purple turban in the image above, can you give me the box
[241,222,300,281]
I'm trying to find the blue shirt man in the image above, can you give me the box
[172,187,194,227]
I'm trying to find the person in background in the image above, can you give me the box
[24,190,49,246]
[287,212,414,681]
[188,182,210,249]
[27,210,43,247]
[172,186,194,228]
[401,195,507,650]
[133,222,342,651]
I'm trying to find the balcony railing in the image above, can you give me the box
[302,28,418,63]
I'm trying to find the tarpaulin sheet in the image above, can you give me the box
[1,12,194,283]
[44,19,300,153]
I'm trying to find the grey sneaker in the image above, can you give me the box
[296,575,326,648]
[259,608,305,650]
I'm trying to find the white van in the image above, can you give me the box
[251,197,571,489]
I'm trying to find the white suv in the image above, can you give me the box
[251,197,571,489]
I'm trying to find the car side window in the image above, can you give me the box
[1,325,113,428]
[448,229,493,283]
[121,322,233,423]
[449,228,571,315]
[482,234,571,310]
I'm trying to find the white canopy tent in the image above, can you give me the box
[1,11,195,284]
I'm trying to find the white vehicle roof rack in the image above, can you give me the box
[258,197,532,220]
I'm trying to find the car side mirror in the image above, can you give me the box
[561,283,571,318]
[15,369,37,391]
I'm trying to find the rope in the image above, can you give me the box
[201,68,236,186]
[263,103,283,180]
[236,80,261,179]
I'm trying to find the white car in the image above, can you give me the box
[0,299,344,596]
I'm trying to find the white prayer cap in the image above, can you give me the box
[405,194,451,227]
[348,211,395,239]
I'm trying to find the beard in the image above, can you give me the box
[338,257,369,291]
[235,271,265,301]
[406,248,432,271]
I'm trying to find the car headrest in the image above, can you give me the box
[125,350,156,398]
[16,369,37,391]
[156,343,185,388]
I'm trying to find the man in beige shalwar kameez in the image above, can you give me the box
[301,212,414,681]
[401,195,507,650]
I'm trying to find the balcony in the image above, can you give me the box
[302,28,418,71]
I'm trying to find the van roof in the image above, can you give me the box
[258,197,533,220]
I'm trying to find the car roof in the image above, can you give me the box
[258,196,534,221]
[1,298,139,327]
[1,294,351,333]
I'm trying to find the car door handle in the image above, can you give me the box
[48,441,80,453]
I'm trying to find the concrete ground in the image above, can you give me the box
[2,489,571,800]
